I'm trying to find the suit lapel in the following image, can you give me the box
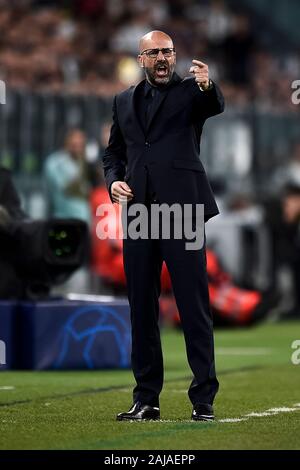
[129,81,145,138]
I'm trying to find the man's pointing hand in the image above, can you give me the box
[189,59,210,90]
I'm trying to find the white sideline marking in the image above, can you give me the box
[0,386,15,390]
[245,405,300,418]
[216,348,272,356]
[219,403,300,423]
[218,418,247,423]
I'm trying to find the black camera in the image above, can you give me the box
[0,168,90,300]
[0,217,89,300]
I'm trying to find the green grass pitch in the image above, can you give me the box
[0,321,299,450]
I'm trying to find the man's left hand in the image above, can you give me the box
[189,60,210,90]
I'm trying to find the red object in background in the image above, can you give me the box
[206,249,262,325]
[90,186,126,286]
[90,186,172,290]
[160,250,262,327]
[90,188,268,326]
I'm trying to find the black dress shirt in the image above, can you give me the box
[135,77,176,204]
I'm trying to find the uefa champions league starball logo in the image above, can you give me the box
[54,306,131,369]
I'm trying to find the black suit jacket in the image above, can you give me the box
[103,73,225,221]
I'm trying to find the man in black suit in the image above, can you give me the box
[103,31,224,421]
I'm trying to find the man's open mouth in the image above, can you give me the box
[155,64,169,77]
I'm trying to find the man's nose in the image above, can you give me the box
[156,50,165,60]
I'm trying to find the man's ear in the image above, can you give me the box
[137,55,144,68]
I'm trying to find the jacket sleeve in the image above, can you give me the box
[191,80,225,122]
[102,96,127,202]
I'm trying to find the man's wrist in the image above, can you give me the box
[198,79,213,92]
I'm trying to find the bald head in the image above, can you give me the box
[138,30,176,86]
[139,30,173,54]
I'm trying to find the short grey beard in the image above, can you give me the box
[144,66,175,87]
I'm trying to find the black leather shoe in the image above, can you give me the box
[192,403,214,421]
[117,402,160,421]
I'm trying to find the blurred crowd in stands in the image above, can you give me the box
[0,0,299,111]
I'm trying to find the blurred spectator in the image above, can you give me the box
[283,183,300,224]
[99,121,111,154]
[262,182,300,319]
[223,13,255,85]
[44,129,94,224]
[281,183,300,318]
[85,121,110,183]
[85,120,111,160]
[110,10,151,54]
[44,127,102,295]
[272,142,300,192]
[204,0,233,45]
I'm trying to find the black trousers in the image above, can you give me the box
[122,174,218,407]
